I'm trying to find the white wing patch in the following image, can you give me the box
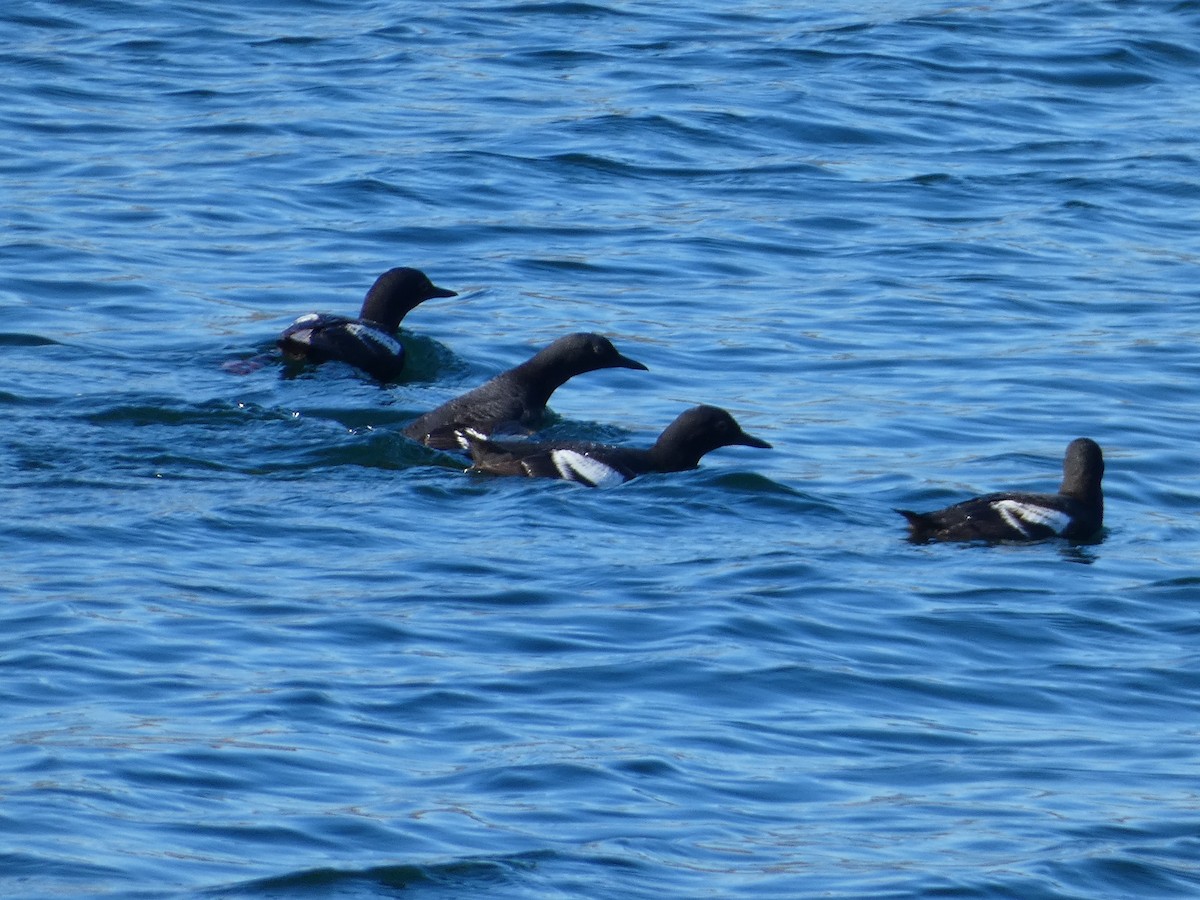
[293,313,321,325]
[549,450,626,488]
[343,323,402,355]
[990,499,1071,537]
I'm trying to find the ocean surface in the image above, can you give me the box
[3,1,1200,897]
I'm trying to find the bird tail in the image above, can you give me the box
[894,508,935,542]
[456,427,496,456]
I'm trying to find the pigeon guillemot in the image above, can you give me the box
[896,437,1105,543]
[403,332,648,449]
[277,267,456,381]
[460,405,772,487]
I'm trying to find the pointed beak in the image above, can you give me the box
[429,285,458,299]
[615,353,648,371]
[738,432,772,449]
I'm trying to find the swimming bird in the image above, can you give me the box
[403,332,648,449]
[460,404,772,487]
[896,437,1105,543]
[277,267,456,381]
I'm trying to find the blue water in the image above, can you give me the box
[4,1,1200,897]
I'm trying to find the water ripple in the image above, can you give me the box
[4,0,1200,897]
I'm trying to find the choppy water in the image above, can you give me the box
[4,2,1200,897]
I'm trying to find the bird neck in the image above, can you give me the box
[648,435,704,472]
[358,304,403,332]
[510,357,577,408]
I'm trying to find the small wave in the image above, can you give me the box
[0,332,59,347]
[216,850,555,897]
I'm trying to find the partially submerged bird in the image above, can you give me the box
[403,332,648,450]
[897,437,1105,543]
[277,267,456,381]
[460,404,772,487]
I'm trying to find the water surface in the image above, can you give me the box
[3,2,1200,897]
